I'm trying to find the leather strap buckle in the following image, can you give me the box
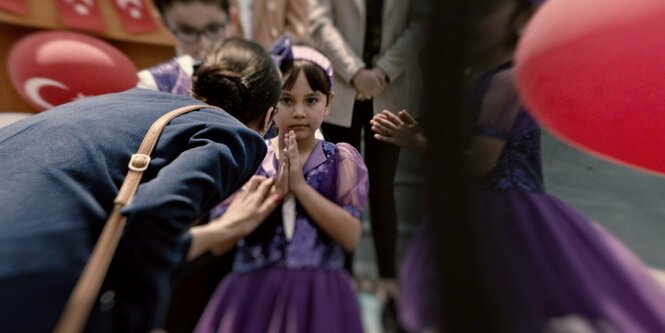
[128,154,150,172]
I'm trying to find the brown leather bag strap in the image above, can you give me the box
[54,104,215,333]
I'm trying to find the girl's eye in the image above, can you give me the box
[279,97,293,105]
[305,97,319,105]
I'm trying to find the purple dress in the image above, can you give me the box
[195,140,368,333]
[397,215,439,332]
[399,65,665,333]
[136,56,194,96]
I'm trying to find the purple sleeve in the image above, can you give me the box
[334,143,369,219]
[476,70,522,139]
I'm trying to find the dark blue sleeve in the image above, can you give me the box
[113,121,266,332]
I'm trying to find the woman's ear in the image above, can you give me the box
[244,109,273,136]
[262,107,276,132]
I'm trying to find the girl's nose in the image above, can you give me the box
[292,104,306,117]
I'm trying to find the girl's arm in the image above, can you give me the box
[285,132,367,252]
[466,68,518,178]
[187,221,242,260]
[292,185,362,252]
[186,176,282,260]
[466,136,507,178]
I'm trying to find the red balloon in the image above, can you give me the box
[515,0,665,175]
[7,31,138,112]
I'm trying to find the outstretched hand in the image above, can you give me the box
[209,176,282,254]
[370,110,427,152]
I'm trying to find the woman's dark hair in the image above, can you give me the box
[153,0,229,15]
[281,59,332,97]
[191,38,282,126]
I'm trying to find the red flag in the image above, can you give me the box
[0,0,29,15]
[110,0,158,34]
[55,0,106,32]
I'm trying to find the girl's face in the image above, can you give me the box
[275,70,331,142]
[469,2,519,57]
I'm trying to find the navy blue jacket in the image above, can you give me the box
[0,89,267,332]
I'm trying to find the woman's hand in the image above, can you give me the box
[370,110,427,152]
[208,176,282,255]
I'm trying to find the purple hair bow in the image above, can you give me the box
[269,34,294,71]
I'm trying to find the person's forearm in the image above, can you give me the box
[292,184,361,252]
[186,223,241,261]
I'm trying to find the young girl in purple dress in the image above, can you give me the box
[193,38,368,333]
[372,0,665,332]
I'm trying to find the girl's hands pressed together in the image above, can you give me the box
[285,130,307,195]
[274,136,290,196]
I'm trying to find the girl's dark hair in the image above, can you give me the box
[281,59,332,96]
[153,0,229,15]
[508,0,534,48]
[191,38,282,125]
[469,0,534,48]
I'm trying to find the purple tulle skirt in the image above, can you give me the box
[478,189,665,332]
[398,220,439,332]
[399,188,665,332]
[194,267,363,333]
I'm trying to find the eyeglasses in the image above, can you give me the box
[169,22,227,44]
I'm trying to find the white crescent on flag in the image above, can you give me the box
[116,0,143,19]
[65,0,94,16]
[24,77,70,110]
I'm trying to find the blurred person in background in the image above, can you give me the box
[229,0,309,49]
[138,0,232,95]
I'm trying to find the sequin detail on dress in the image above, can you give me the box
[211,140,368,273]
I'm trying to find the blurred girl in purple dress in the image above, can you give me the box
[372,0,665,332]
[194,37,368,333]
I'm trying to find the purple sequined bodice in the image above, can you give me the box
[483,112,544,192]
[211,140,368,273]
[472,64,544,193]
